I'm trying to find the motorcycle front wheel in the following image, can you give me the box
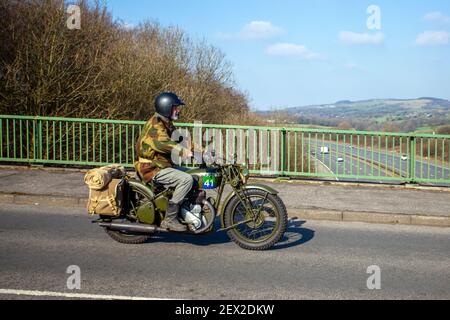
[224,189,288,250]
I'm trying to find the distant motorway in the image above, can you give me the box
[305,139,450,184]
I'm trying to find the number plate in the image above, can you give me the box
[202,175,216,189]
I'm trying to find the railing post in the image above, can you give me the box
[280,128,287,176]
[409,136,416,184]
[0,118,3,159]
[32,119,36,164]
[39,120,43,161]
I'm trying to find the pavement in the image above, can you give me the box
[0,203,449,299]
[0,165,449,227]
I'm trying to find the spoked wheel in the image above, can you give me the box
[104,223,152,244]
[224,189,288,250]
[103,184,154,245]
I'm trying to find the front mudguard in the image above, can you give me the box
[219,184,279,228]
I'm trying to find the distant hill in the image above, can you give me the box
[259,98,450,132]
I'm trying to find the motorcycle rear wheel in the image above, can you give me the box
[104,227,152,244]
[103,182,154,244]
[224,189,288,251]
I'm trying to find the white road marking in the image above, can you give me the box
[0,288,171,300]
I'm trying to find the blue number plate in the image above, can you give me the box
[202,176,216,189]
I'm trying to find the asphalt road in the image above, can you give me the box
[305,139,449,183]
[308,140,390,179]
[339,143,450,181]
[1,203,449,300]
[315,147,388,178]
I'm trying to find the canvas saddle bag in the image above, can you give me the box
[87,178,126,216]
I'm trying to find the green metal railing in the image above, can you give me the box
[0,115,449,184]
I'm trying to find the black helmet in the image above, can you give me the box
[154,92,185,119]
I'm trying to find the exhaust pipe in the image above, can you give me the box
[98,222,168,234]
[99,199,217,235]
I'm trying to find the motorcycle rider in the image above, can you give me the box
[135,92,194,232]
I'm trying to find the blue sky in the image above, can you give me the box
[105,0,450,110]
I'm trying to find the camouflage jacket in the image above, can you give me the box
[136,113,187,180]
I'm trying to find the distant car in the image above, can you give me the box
[320,146,330,154]
[337,157,344,163]
[401,155,408,161]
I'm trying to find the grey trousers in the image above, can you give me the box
[153,167,194,204]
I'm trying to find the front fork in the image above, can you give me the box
[220,188,269,232]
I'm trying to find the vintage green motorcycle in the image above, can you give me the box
[96,155,288,251]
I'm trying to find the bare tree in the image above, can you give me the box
[0,0,258,125]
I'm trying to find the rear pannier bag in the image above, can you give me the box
[87,179,126,216]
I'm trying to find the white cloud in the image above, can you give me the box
[218,21,283,40]
[424,11,450,24]
[266,43,323,59]
[339,31,384,45]
[240,21,283,39]
[415,31,450,46]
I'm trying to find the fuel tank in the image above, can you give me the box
[186,168,222,190]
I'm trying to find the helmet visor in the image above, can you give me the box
[174,97,185,106]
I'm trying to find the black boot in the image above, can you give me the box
[161,202,187,232]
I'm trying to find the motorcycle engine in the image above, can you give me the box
[180,188,208,231]
[181,204,206,231]
[194,190,207,204]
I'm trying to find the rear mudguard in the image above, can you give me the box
[219,184,279,228]
[127,179,155,200]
